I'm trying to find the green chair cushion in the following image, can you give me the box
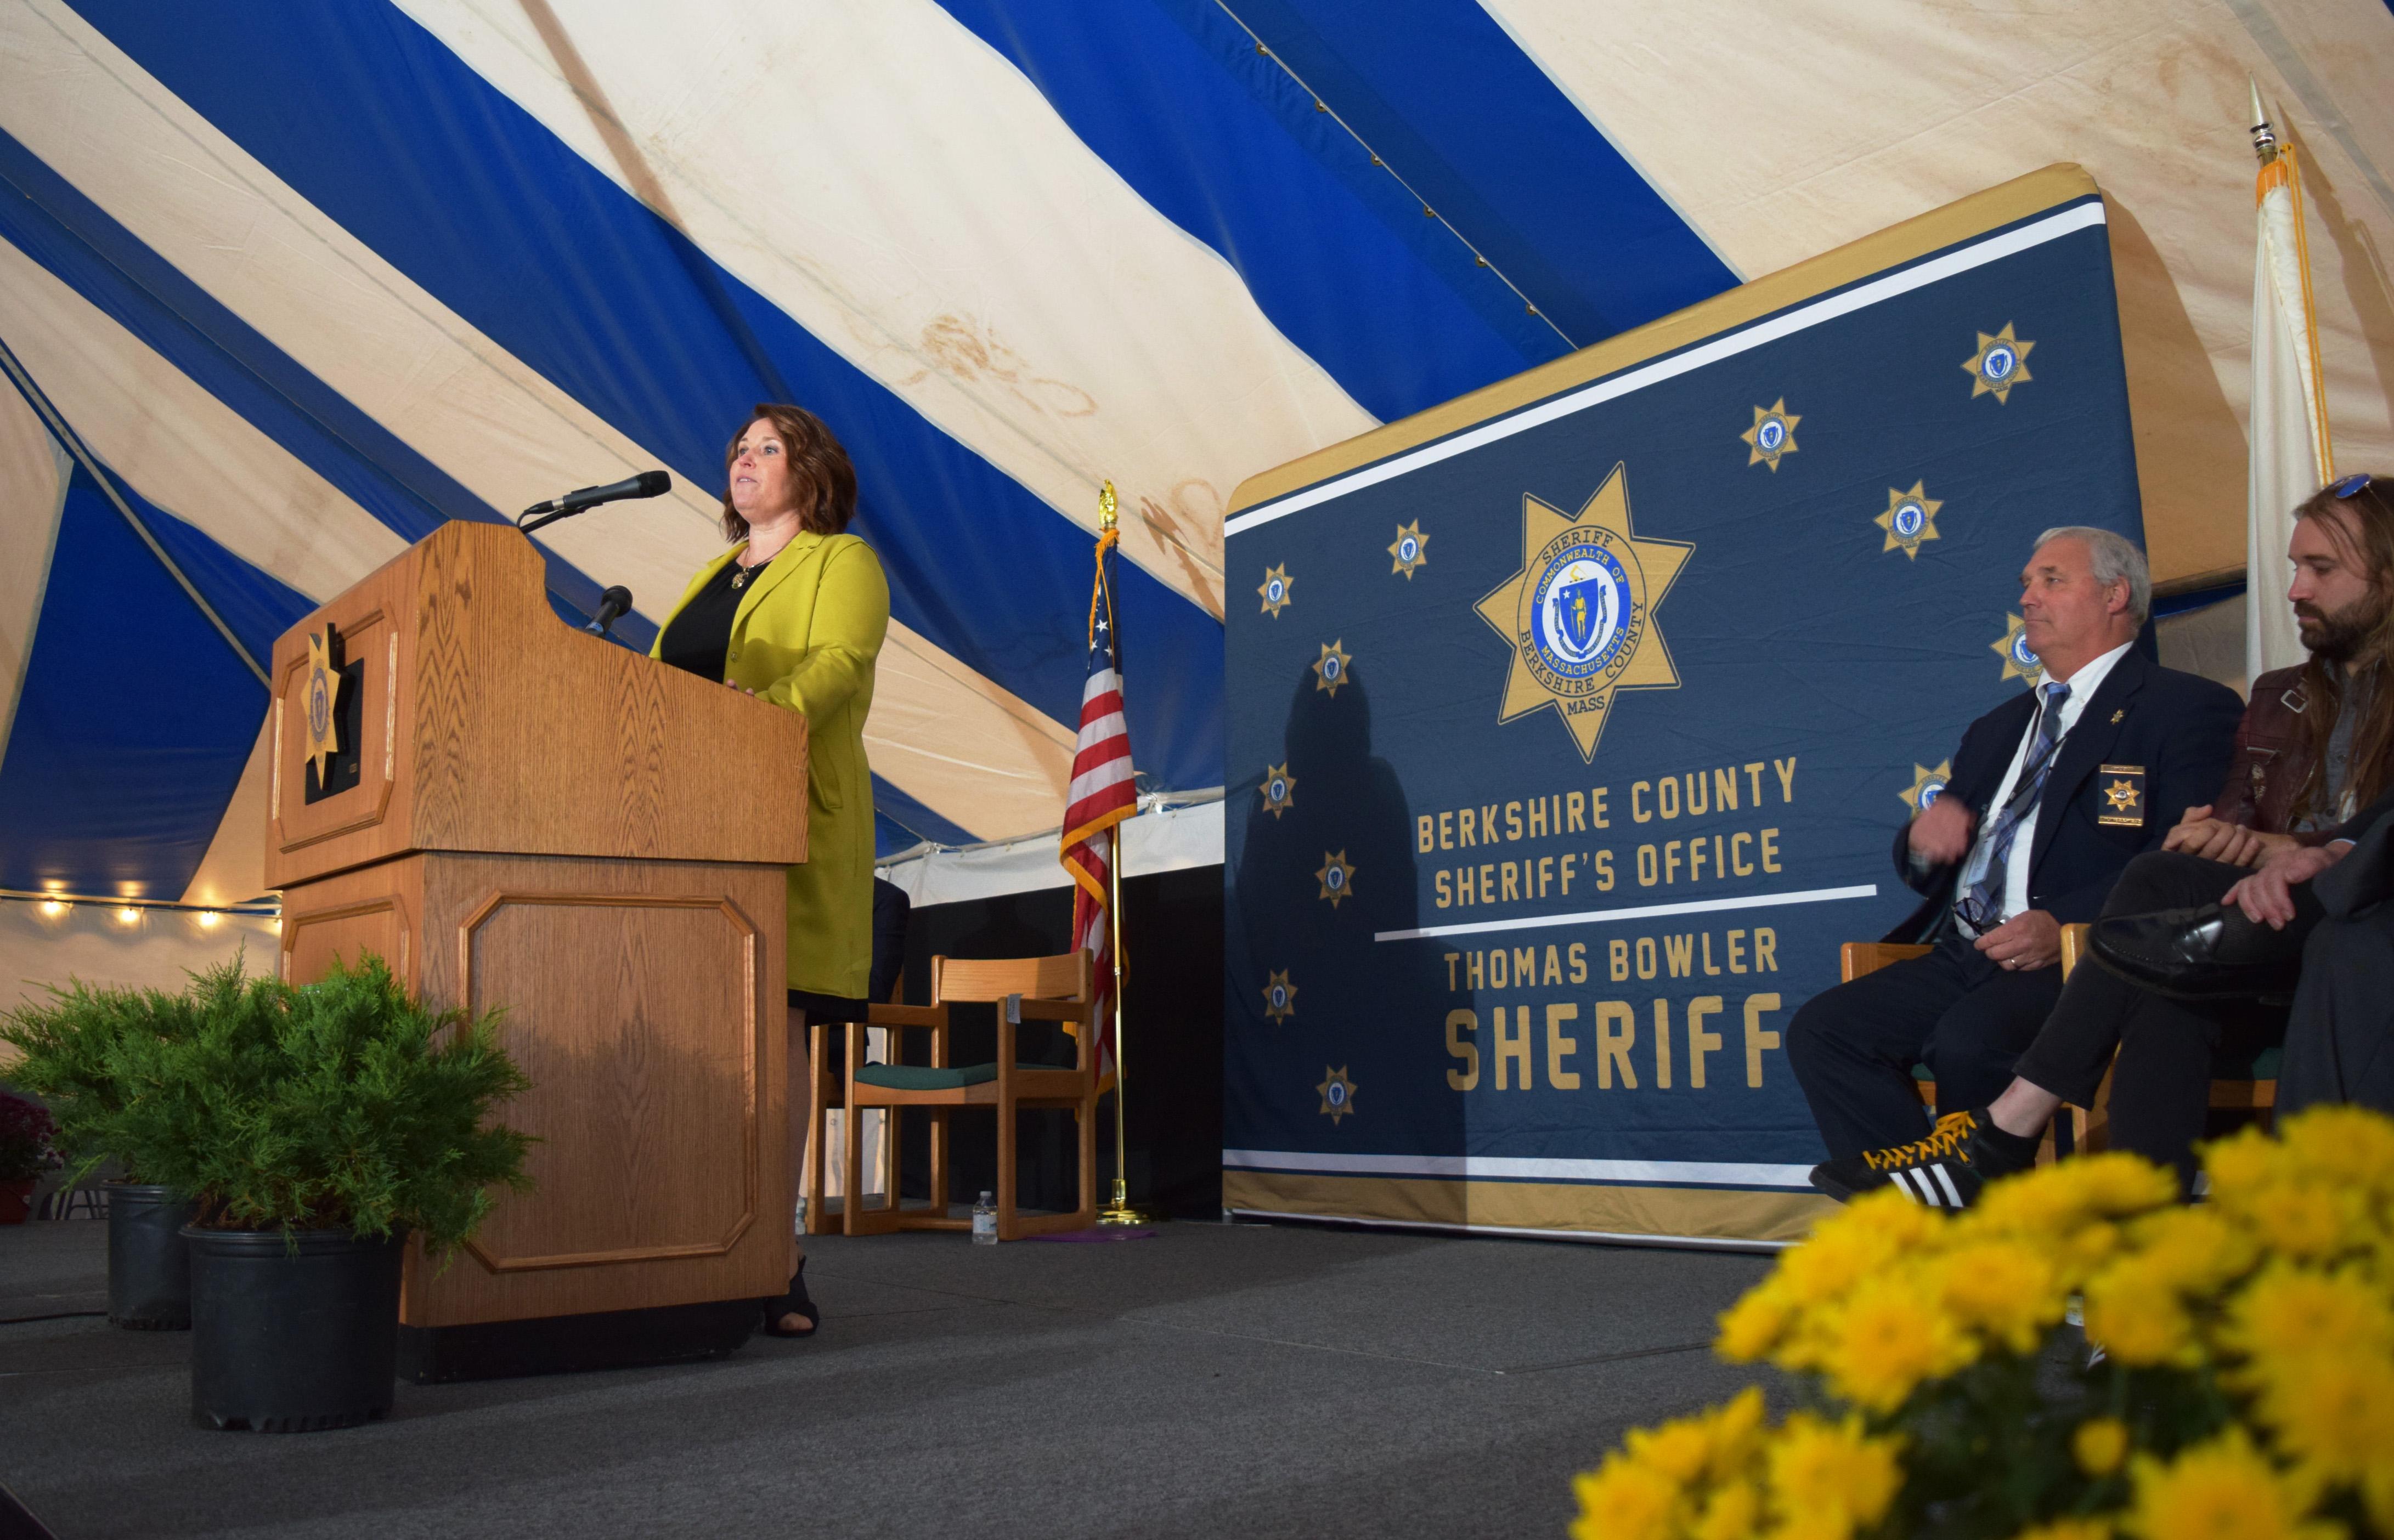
[854,1063,1059,1091]
[2215,1044,2282,1082]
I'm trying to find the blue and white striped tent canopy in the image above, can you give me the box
[3,1,2391,916]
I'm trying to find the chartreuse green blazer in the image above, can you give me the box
[651,531,889,1000]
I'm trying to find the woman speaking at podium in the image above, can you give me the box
[652,404,889,1338]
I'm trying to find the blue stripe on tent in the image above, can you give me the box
[1226,0,1738,347]
[935,0,1556,422]
[65,1,1222,797]
[871,780,978,855]
[0,462,270,898]
[0,127,655,650]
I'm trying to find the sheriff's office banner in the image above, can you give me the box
[1219,167,2144,1246]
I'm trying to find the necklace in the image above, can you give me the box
[731,554,771,590]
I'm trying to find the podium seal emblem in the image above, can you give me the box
[302,625,343,785]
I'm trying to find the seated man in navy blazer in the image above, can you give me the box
[1787,526,2242,1188]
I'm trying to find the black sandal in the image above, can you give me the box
[761,1257,818,1338]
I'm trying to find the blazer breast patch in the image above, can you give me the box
[2097,763,2147,827]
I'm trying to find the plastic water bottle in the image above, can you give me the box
[972,1190,997,1245]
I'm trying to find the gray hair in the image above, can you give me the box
[2035,525,2151,627]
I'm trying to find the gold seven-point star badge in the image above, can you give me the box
[1312,639,1352,697]
[1258,761,1296,819]
[1875,482,1943,560]
[1317,1066,1358,1125]
[2106,779,2140,814]
[1741,399,1800,471]
[1899,760,1953,816]
[1387,521,1429,579]
[1262,970,1297,1024]
[1991,613,2041,683]
[1315,850,1355,907]
[1964,324,2034,403]
[301,626,342,785]
[1473,465,1693,762]
[1258,564,1294,618]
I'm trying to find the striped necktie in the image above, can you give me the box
[1960,681,2071,931]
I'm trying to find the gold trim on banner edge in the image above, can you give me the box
[1221,1170,1834,1246]
[1226,163,2101,517]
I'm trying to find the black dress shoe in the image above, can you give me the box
[2088,903,2305,998]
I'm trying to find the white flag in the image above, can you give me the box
[2245,125,2334,683]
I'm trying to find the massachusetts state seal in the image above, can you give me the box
[1991,613,2042,683]
[1474,465,1693,762]
[1874,482,1943,560]
[1964,324,2035,403]
[302,626,343,785]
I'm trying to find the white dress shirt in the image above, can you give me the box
[1954,639,2134,928]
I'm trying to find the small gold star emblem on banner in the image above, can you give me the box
[1991,613,2041,683]
[1258,762,1297,819]
[1900,760,1954,815]
[1473,465,1692,763]
[1312,639,1353,697]
[301,627,342,785]
[1874,482,1943,560]
[1316,1066,1358,1125]
[1315,850,1355,907]
[1262,970,1297,1024]
[1964,324,2035,403]
[1258,564,1294,618]
[1387,521,1429,579]
[1741,399,1800,471]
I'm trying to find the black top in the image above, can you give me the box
[656,558,758,681]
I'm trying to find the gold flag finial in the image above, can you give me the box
[1098,479,1118,533]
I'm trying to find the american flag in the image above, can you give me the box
[1060,524,1135,1081]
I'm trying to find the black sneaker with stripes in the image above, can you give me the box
[1807,1108,2031,1208]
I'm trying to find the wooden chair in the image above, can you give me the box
[837,950,1100,1241]
[1838,923,2276,1154]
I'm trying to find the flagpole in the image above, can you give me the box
[1093,484,1165,1227]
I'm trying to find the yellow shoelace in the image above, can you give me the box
[1864,1109,1979,1172]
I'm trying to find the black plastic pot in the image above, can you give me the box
[184,1225,407,1433]
[106,1185,195,1330]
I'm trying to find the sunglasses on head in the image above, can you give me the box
[2331,472,2375,499]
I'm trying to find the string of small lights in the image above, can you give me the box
[1212,1,1579,352]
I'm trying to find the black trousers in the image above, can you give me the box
[1788,933,2064,1160]
[2279,910,2394,1117]
[2012,851,2299,1191]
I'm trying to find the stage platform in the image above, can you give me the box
[1,1216,1780,1538]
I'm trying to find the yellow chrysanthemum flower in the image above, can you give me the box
[2121,1205,2255,1301]
[1571,1453,1682,1540]
[2251,1348,2394,1484]
[2222,1264,2394,1368]
[1776,1190,1944,1306]
[1704,1386,1768,1482]
[2010,1519,2113,1540]
[2082,1257,2197,1368]
[2244,1181,2368,1263]
[2066,1153,2182,1219]
[2274,1105,2394,1199]
[2073,1417,2130,1476]
[1718,1282,1797,1363]
[2201,1124,2283,1203]
[1690,1477,1760,1540]
[1814,1273,1977,1413]
[2122,1430,2340,1540]
[1935,1238,2065,1352]
[1764,1412,1904,1533]
[1627,1414,1714,1486]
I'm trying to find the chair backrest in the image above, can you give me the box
[930,950,1094,1006]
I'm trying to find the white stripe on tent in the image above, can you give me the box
[396,0,1380,615]
[0,236,406,602]
[0,1,1076,841]
[0,386,67,768]
[179,717,273,909]
[1221,1149,1816,1189]
[1228,202,2105,535]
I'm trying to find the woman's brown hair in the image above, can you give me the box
[721,404,857,541]
[2290,474,2394,822]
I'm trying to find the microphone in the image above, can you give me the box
[520,470,671,533]
[585,585,634,638]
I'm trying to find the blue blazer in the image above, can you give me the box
[1888,649,2243,942]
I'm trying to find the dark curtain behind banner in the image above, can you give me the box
[1221,168,2147,1245]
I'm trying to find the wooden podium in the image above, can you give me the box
[266,521,806,1374]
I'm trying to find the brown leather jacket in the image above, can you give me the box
[2215,665,2320,835]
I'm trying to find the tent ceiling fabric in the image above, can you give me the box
[1,0,2388,905]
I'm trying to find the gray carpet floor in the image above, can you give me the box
[0,1217,1782,1539]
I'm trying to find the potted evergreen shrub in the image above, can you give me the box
[4,975,214,1324]
[44,956,532,1431]
[0,1090,59,1223]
